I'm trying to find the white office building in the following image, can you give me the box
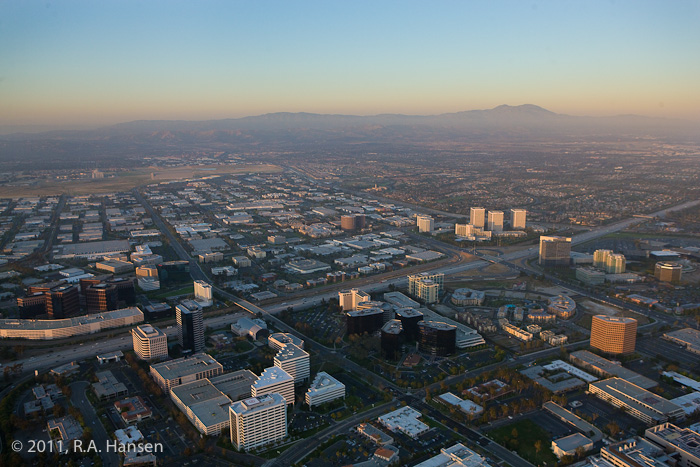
[251,367,295,406]
[455,223,474,237]
[416,215,434,233]
[194,280,213,307]
[510,209,527,229]
[487,211,504,232]
[470,207,486,228]
[273,344,310,384]
[306,372,346,408]
[132,324,168,361]
[229,394,287,451]
[338,288,371,311]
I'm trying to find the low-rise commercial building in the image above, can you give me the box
[589,378,684,425]
[0,307,143,340]
[378,406,429,439]
[150,354,223,393]
[305,372,346,408]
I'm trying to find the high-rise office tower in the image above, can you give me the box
[176,300,204,354]
[229,394,287,451]
[590,315,637,355]
[487,211,504,232]
[510,209,527,229]
[470,207,486,229]
[416,215,434,233]
[538,236,572,267]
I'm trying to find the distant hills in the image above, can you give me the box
[1,105,697,165]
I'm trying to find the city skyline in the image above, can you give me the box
[2,0,699,129]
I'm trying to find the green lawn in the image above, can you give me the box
[488,419,558,466]
[149,284,194,299]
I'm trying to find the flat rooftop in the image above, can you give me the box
[253,366,293,388]
[230,393,285,415]
[150,354,222,381]
[570,350,656,389]
[394,307,423,318]
[0,307,143,331]
[308,372,345,393]
[382,320,403,335]
[419,320,456,331]
[590,378,682,418]
[347,307,384,318]
[274,343,309,361]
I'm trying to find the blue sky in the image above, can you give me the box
[1,0,699,127]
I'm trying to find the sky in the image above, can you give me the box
[1,0,699,128]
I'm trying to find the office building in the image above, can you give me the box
[157,260,191,285]
[594,250,613,269]
[194,280,213,307]
[229,394,287,451]
[306,372,346,408]
[470,207,486,229]
[408,272,444,304]
[381,320,403,360]
[414,278,440,304]
[451,288,485,306]
[576,267,606,286]
[340,214,365,231]
[149,353,223,393]
[176,300,204,354]
[487,211,504,232]
[590,315,637,355]
[17,293,48,319]
[251,367,295,406]
[378,406,429,439]
[338,288,371,311]
[408,272,444,295]
[588,378,684,425]
[132,324,168,361]
[655,262,683,282]
[414,443,491,467]
[268,333,304,352]
[539,236,572,267]
[569,350,656,389]
[419,321,457,356]
[170,370,256,436]
[84,283,119,313]
[455,223,474,237]
[600,438,671,467]
[346,308,384,335]
[606,254,626,274]
[0,307,143,340]
[416,215,434,233]
[30,284,80,319]
[663,329,700,355]
[394,307,423,341]
[547,295,576,319]
[552,433,594,459]
[510,209,527,230]
[273,344,310,384]
[646,423,700,467]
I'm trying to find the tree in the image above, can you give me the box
[534,439,542,461]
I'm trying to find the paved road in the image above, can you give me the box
[265,400,398,467]
[69,381,120,467]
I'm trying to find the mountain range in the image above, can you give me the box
[1,105,697,164]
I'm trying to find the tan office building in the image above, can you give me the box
[590,315,637,355]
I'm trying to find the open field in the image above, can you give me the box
[0,163,282,197]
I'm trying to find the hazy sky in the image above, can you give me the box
[2,0,699,127]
